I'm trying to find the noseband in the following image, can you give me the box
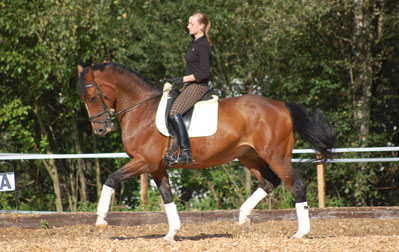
[85,79,162,125]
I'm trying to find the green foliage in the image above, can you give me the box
[167,163,250,210]
[0,99,34,151]
[41,219,49,230]
[0,192,16,210]
[137,188,163,212]
[76,201,97,212]
[0,0,398,211]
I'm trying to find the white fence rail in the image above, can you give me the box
[1,147,398,210]
[1,147,399,162]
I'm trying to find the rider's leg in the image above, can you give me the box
[169,84,208,165]
[170,113,192,165]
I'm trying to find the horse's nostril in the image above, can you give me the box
[97,128,105,135]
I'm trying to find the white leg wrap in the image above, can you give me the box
[239,188,267,225]
[164,202,181,241]
[292,201,310,238]
[96,185,115,223]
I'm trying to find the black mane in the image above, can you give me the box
[77,62,161,97]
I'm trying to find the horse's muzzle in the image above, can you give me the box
[94,121,115,135]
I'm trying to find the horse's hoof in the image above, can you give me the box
[239,222,251,234]
[95,220,108,234]
[238,214,251,226]
[238,218,249,226]
[290,232,306,239]
[163,235,176,242]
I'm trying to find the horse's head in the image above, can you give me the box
[77,65,116,135]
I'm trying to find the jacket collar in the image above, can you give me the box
[193,35,207,44]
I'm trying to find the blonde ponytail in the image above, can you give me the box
[205,20,212,45]
[192,12,212,45]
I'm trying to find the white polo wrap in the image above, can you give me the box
[239,187,267,225]
[97,185,115,219]
[295,201,310,235]
[164,202,181,240]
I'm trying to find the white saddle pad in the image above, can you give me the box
[155,83,219,137]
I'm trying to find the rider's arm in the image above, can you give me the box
[183,74,196,83]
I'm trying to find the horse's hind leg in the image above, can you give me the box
[151,168,181,241]
[238,153,281,226]
[266,157,310,238]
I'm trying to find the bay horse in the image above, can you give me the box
[77,62,336,241]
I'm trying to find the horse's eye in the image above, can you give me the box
[89,95,97,102]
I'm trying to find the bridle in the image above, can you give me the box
[85,80,115,124]
[85,79,162,125]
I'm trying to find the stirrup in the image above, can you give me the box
[179,150,193,165]
[170,150,193,166]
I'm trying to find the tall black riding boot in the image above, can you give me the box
[170,114,193,165]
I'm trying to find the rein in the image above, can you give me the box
[86,79,162,124]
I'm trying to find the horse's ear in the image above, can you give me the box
[87,67,94,79]
[77,65,84,77]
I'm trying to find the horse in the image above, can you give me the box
[77,62,336,241]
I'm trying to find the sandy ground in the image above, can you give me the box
[0,218,398,252]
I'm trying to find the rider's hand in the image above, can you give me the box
[167,77,183,86]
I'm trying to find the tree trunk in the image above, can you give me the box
[351,0,375,206]
[72,122,87,202]
[92,135,102,200]
[140,173,148,210]
[245,169,252,198]
[40,158,63,212]
[352,0,374,147]
[33,102,63,212]
[68,164,78,211]
[206,179,221,209]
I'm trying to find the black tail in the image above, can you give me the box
[285,103,336,161]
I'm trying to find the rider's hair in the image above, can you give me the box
[191,12,211,45]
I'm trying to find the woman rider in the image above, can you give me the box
[168,13,212,166]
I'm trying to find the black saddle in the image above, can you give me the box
[165,88,213,137]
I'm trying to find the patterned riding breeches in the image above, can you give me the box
[169,83,209,119]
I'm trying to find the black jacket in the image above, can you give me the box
[185,35,212,85]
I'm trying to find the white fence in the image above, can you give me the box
[1,147,398,210]
[1,147,399,162]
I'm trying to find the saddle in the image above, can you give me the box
[155,83,219,168]
[164,87,214,137]
[155,83,218,138]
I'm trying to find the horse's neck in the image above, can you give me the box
[117,84,161,146]
[115,77,159,109]
[114,77,160,125]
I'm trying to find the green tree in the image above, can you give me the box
[1,0,398,211]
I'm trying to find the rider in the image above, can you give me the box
[168,12,212,165]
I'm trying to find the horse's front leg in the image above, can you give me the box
[151,168,181,242]
[96,184,114,233]
[95,158,149,233]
